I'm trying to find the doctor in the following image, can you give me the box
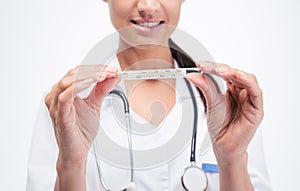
[27,0,272,190]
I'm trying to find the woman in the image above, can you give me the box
[26,0,272,190]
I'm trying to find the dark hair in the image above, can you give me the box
[168,38,207,112]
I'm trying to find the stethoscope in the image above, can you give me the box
[94,78,210,191]
[94,89,135,191]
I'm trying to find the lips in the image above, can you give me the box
[131,20,164,28]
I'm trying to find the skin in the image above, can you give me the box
[45,0,263,190]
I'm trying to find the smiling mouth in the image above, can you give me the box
[131,20,165,28]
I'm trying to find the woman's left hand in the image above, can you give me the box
[187,62,264,164]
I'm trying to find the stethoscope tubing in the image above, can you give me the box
[95,79,212,190]
[94,90,134,191]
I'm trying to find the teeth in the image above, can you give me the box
[136,22,161,28]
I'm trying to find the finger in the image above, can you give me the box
[54,74,101,110]
[222,71,263,110]
[57,78,94,117]
[197,62,240,82]
[187,73,228,143]
[196,61,227,75]
[186,73,219,107]
[57,65,119,94]
[74,65,119,82]
[240,89,264,126]
[198,62,263,108]
[78,65,119,85]
[85,76,121,111]
[197,62,254,89]
[235,73,263,110]
[78,64,119,78]
[99,65,119,78]
[45,88,59,121]
[226,81,243,100]
[52,65,118,114]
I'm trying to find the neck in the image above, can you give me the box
[117,38,174,71]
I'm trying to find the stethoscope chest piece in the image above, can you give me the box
[181,163,208,191]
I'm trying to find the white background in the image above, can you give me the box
[0,0,299,190]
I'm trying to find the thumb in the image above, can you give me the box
[186,73,219,108]
[187,73,227,142]
[86,76,120,111]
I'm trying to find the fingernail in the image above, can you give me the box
[237,72,247,80]
[81,78,93,84]
[94,72,104,79]
[198,62,215,70]
[97,73,106,81]
[104,67,111,72]
[215,66,228,73]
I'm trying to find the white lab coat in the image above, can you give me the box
[26,62,273,191]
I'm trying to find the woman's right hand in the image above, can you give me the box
[45,65,119,165]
